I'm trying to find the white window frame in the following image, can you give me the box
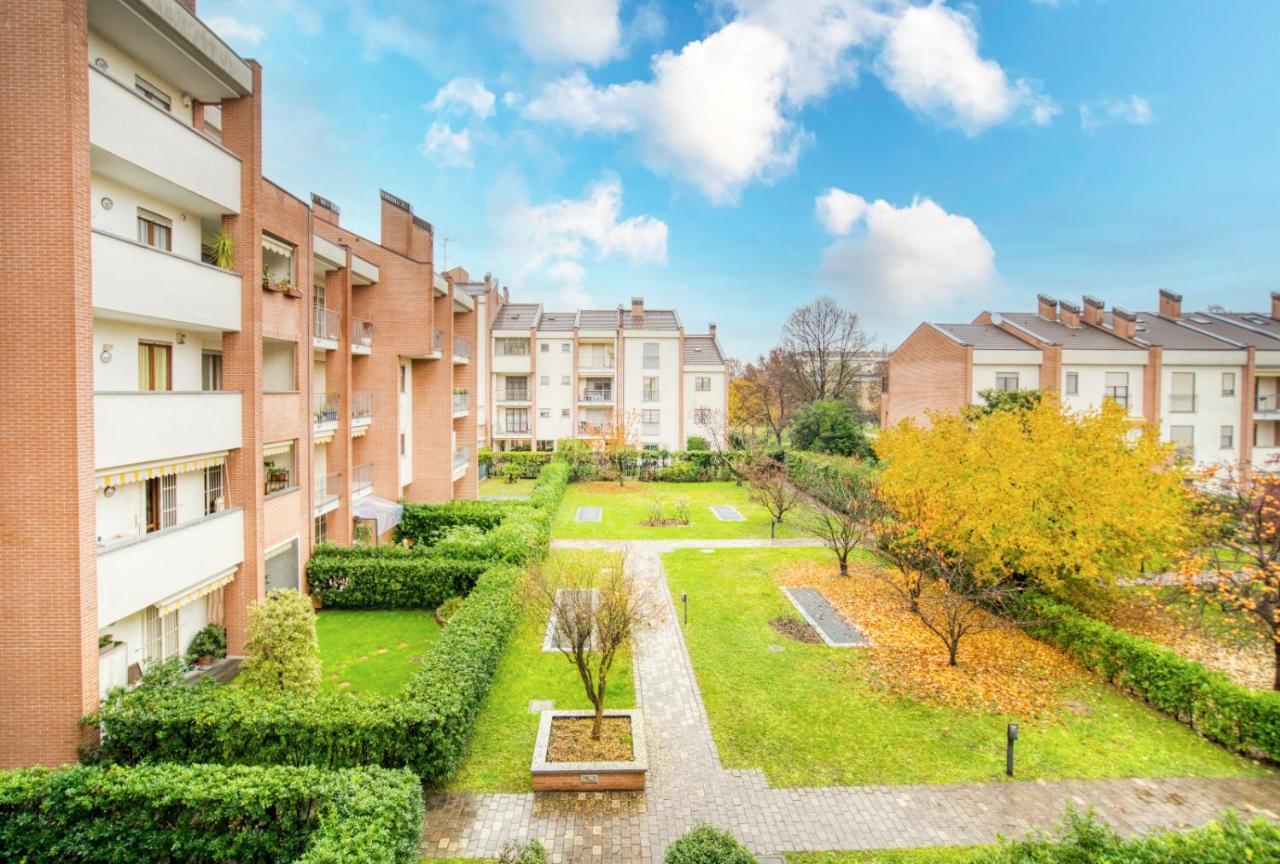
[1065,372,1078,395]
[1222,372,1236,396]
[643,342,660,369]
[995,372,1019,392]
[1220,425,1234,449]
[695,376,711,392]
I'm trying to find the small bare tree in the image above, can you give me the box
[742,456,800,525]
[795,470,880,576]
[528,550,656,738]
[779,296,872,404]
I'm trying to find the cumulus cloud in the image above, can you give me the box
[1079,94,1153,131]
[507,0,622,65]
[491,176,668,306]
[428,78,496,118]
[419,122,473,168]
[206,15,265,45]
[816,189,997,313]
[875,2,1058,135]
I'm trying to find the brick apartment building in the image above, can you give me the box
[883,290,1280,469]
[0,0,477,767]
[474,296,729,453]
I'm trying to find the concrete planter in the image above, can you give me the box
[530,708,647,792]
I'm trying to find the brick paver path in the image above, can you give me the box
[424,539,1280,862]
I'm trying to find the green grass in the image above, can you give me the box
[551,480,803,540]
[478,476,536,497]
[315,610,441,695]
[665,547,1269,787]
[788,849,988,864]
[448,550,637,792]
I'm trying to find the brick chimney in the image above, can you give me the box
[1112,307,1138,341]
[1159,289,1182,319]
[1036,294,1058,320]
[311,193,340,225]
[631,297,645,325]
[709,322,716,338]
[409,215,432,264]
[1058,300,1081,328]
[1082,295,1104,326]
[1271,292,1280,321]
[379,189,414,257]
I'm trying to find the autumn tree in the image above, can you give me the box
[876,396,1192,603]
[741,455,800,525]
[795,467,881,576]
[591,408,640,486]
[730,349,797,446]
[779,296,871,404]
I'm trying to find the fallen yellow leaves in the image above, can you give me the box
[779,559,1084,717]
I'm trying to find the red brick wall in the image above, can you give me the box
[882,325,971,427]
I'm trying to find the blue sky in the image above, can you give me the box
[200,0,1280,359]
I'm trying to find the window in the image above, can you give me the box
[503,377,529,401]
[1105,371,1130,408]
[1170,372,1196,412]
[995,372,1019,391]
[562,375,571,385]
[1221,425,1235,449]
[643,444,660,452]
[262,339,297,392]
[540,375,550,385]
[136,209,172,251]
[145,474,177,534]
[1169,425,1194,459]
[537,440,555,452]
[497,338,529,356]
[264,539,300,592]
[643,342,660,369]
[539,408,551,418]
[561,342,571,353]
[399,432,406,456]
[561,408,570,417]
[642,409,660,434]
[314,514,328,546]
[1065,372,1079,395]
[540,343,550,353]
[643,376,660,402]
[138,341,171,391]
[695,376,711,392]
[503,408,530,433]
[694,407,712,424]
[400,364,408,393]
[142,607,178,668]
[202,352,223,391]
[134,75,171,111]
[1222,372,1236,396]
[203,465,224,516]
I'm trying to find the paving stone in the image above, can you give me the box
[530,699,555,713]
[576,507,603,523]
[710,504,745,521]
[782,586,871,647]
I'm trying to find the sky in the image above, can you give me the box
[199,0,1280,360]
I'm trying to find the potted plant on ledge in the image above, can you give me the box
[185,623,227,668]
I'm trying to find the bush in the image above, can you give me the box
[485,450,553,480]
[0,762,423,864]
[306,553,489,609]
[656,462,706,482]
[399,499,515,546]
[184,623,226,664]
[432,524,499,561]
[435,596,462,625]
[685,435,708,451]
[664,824,755,864]
[499,839,548,863]
[241,589,321,694]
[791,400,874,458]
[1015,592,1280,761]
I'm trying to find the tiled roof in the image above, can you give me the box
[1115,312,1246,350]
[683,335,723,364]
[538,312,577,332]
[623,309,679,330]
[579,309,620,329]
[1199,312,1280,347]
[931,323,1035,350]
[492,303,541,330]
[1002,312,1142,350]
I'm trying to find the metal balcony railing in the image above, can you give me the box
[500,387,530,402]
[453,335,470,360]
[352,463,373,496]
[1169,393,1198,413]
[351,317,372,347]
[579,390,614,403]
[495,419,531,435]
[1258,394,1280,412]
[313,391,339,426]
[315,472,340,504]
[352,391,372,422]
[433,328,444,355]
[453,446,470,469]
[314,306,339,341]
[452,390,470,413]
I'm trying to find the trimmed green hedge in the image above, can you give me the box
[399,499,517,546]
[1016,592,1280,761]
[0,762,423,864]
[307,551,488,609]
[664,825,755,864]
[479,449,554,478]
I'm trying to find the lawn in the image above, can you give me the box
[478,476,535,498]
[551,480,803,540]
[315,610,441,695]
[665,546,1269,787]
[789,850,987,864]
[447,549,637,792]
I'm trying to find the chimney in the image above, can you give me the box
[1036,294,1058,320]
[1159,289,1183,319]
[709,322,716,338]
[1082,295,1105,326]
[1271,292,1280,321]
[379,189,414,258]
[1058,300,1081,328]
[631,296,644,324]
[311,193,340,225]
[409,214,432,264]
[1112,307,1138,341]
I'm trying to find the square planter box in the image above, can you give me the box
[531,708,647,792]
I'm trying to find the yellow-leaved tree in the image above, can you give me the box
[876,396,1192,601]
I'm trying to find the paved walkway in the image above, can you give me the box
[424,540,1280,862]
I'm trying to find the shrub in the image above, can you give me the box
[399,499,515,546]
[435,595,462,625]
[664,824,755,864]
[0,763,423,864]
[685,435,708,451]
[306,554,489,609]
[241,589,321,694]
[184,623,226,664]
[791,400,873,458]
[433,524,499,560]
[1015,592,1280,761]
[499,839,548,864]
[656,462,705,482]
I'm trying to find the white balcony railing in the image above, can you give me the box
[453,446,470,471]
[453,390,470,414]
[352,391,373,425]
[352,463,373,497]
[92,230,240,332]
[351,317,373,350]
[314,307,340,343]
[579,390,614,403]
[97,508,244,628]
[315,472,340,512]
[494,418,531,435]
[313,391,339,430]
[95,391,241,471]
[1257,394,1280,413]
[453,335,470,361]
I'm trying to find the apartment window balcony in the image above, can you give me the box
[453,335,471,363]
[264,467,294,496]
[313,306,340,348]
[95,391,241,472]
[452,446,470,479]
[578,351,616,371]
[642,423,661,436]
[494,420,532,436]
[313,391,339,434]
[1257,394,1280,417]
[498,387,531,404]
[351,391,373,428]
[351,318,373,354]
[453,389,470,416]
[314,472,340,516]
[433,328,445,357]
[578,389,614,404]
[578,420,606,437]
[92,229,240,332]
[1168,394,1198,413]
[352,463,373,499]
[96,507,244,629]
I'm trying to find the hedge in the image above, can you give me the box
[306,552,488,609]
[91,565,523,785]
[0,763,423,864]
[664,825,755,864]
[398,499,517,546]
[1015,592,1280,761]
[480,449,554,478]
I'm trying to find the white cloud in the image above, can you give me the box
[428,78,496,118]
[206,15,265,45]
[875,2,1058,135]
[507,0,621,65]
[419,122,473,168]
[815,187,869,235]
[354,11,433,64]
[1079,94,1153,131]
[816,190,997,313]
[502,91,522,108]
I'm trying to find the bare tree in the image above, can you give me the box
[780,296,872,404]
[588,408,641,487]
[742,456,800,524]
[795,470,880,576]
[528,549,657,738]
[731,349,797,445]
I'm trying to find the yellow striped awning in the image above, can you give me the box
[263,440,294,457]
[351,425,369,439]
[155,566,237,616]
[97,453,227,490]
[313,431,335,445]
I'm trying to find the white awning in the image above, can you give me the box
[352,496,403,538]
[262,235,294,258]
[351,425,368,439]
[155,566,237,616]
[263,440,294,457]
[97,452,227,490]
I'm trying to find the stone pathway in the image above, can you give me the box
[424,539,1280,862]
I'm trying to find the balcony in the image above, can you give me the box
[95,391,240,471]
[497,389,531,405]
[313,307,339,349]
[452,446,470,480]
[352,463,373,499]
[578,420,606,437]
[315,472,340,516]
[351,318,372,355]
[89,65,240,217]
[453,335,471,364]
[313,391,339,434]
[493,341,531,373]
[578,389,614,404]
[1254,446,1280,471]
[453,390,470,417]
[92,229,240,332]
[352,391,373,429]
[97,507,244,628]
[493,419,532,437]
[1168,394,1198,413]
[578,354,616,372]
[433,328,445,357]
[1257,394,1280,418]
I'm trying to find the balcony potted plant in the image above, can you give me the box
[185,623,227,668]
[210,230,234,270]
[261,264,275,292]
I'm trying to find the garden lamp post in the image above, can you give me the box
[1006,723,1019,777]
[681,592,688,626]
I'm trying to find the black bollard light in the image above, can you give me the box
[1006,723,1019,777]
[681,592,688,626]
[770,519,777,539]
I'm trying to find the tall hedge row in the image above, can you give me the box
[306,553,488,609]
[1016,592,1280,761]
[0,763,423,864]
[398,499,516,546]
